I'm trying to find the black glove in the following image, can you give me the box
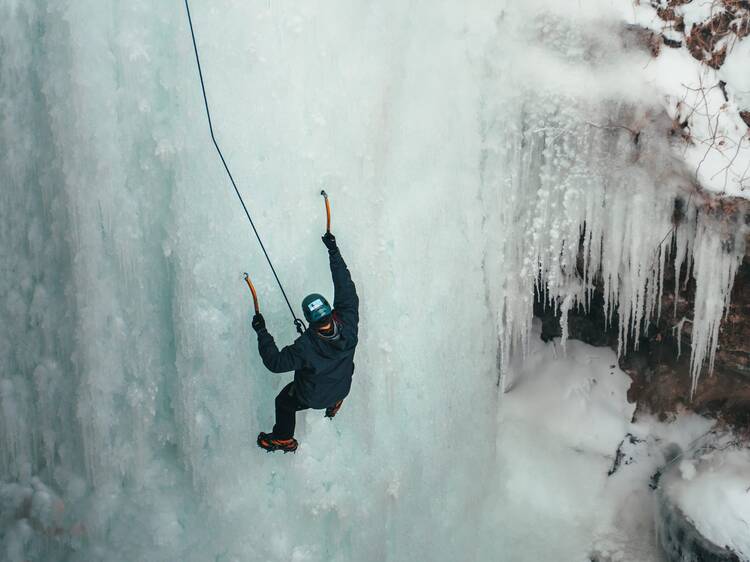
[322,232,338,252]
[251,313,266,333]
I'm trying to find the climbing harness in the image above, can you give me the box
[183,0,304,335]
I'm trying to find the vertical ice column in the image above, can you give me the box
[0,1,79,483]
[1,0,193,513]
[688,213,745,395]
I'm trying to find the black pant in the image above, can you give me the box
[273,382,309,439]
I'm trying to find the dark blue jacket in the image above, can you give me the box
[256,247,359,409]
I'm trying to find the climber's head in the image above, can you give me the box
[302,294,339,338]
[302,293,332,326]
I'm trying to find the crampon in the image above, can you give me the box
[257,432,298,453]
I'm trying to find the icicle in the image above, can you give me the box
[672,317,689,360]
[687,216,745,396]
[559,294,574,354]
[656,233,669,323]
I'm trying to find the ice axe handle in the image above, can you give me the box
[243,273,260,314]
[320,190,331,233]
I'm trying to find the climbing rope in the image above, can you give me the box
[183,0,305,335]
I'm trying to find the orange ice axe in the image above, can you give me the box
[321,190,331,233]
[243,272,260,314]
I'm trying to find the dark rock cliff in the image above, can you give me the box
[536,198,750,432]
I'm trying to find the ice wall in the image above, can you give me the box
[0,1,746,561]
[2,1,501,560]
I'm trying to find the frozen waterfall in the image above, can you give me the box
[1,1,747,561]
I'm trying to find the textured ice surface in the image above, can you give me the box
[0,0,747,560]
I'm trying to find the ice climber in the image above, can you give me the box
[251,232,359,453]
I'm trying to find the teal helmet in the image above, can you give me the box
[301,293,332,324]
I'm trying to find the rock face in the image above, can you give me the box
[623,254,749,429]
[536,198,750,431]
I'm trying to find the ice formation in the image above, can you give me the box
[481,4,749,393]
[1,0,748,561]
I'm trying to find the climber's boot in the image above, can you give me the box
[257,432,298,453]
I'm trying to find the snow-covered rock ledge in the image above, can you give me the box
[657,445,750,562]
[657,489,741,562]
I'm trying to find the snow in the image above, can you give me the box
[0,0,748,561]
[724,39,750,109]
[664,446,750,560]
[488,321,726,562]
[627,0,750,197]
